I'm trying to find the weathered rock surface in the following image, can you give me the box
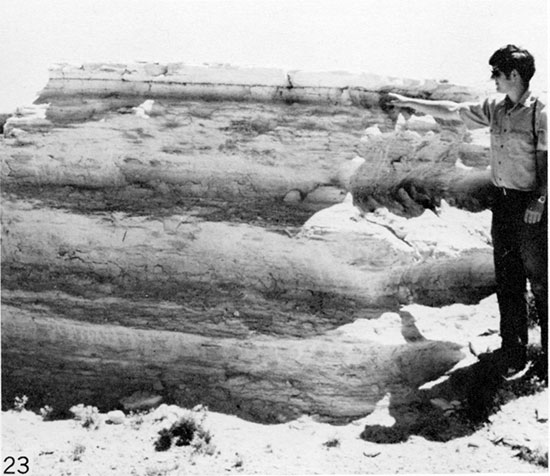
[1,63,498,422]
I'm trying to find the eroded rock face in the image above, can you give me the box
[1,63,496,422]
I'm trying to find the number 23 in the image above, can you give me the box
[3,456,29,474]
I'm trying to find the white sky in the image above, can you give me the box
[0,0,547,112]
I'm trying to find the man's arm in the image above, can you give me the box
[388,93,463,121]
[525,104,547,225]
[524,150,547,224]
[536,150,548,197]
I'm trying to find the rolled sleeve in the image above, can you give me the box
[537,105,547,151]
[458,99,491,130]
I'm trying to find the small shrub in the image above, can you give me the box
[13,395,28,412]
[154,412,213,454]
[170,417,198,447]
[323,438,341,448]
[70,404,101,430]
[360,424,409,444]
[154,429,174,452]
[71,443,86,462]
[40,405,54,421]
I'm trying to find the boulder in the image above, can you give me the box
[106,410,126,424]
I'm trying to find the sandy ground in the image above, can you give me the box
[2,387,547,476]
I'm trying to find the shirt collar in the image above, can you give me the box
[518,90,536,107]
[505,89,535,109]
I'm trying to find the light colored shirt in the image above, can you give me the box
[459,90,547,191]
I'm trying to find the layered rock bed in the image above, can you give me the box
[1,62,500,424]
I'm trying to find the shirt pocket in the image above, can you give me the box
[507,129,535,155]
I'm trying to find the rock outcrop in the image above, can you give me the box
[1,63,496,422]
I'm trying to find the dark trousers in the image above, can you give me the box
[491,189,548,355]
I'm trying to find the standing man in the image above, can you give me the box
[389,45,547,378]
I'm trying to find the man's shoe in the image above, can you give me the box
[489,346,528,378]
[503,360,532,381]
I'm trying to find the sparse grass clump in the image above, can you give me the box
[351,162,494,217]
[71,443,86,462]
[226,117,275,136]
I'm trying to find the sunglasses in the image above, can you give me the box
[491,68,504,79]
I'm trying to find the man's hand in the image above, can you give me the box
[524,199,545,224]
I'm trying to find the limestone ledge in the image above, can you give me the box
[39,62,481,105]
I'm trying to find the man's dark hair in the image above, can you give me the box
[489,44,536,85]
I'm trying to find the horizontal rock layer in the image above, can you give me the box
[37,62,481,106]
[1,197,494,323]
[2,302,468,423]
